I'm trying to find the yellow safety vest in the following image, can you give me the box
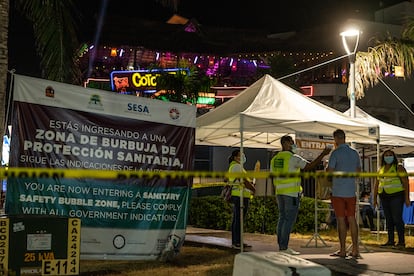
[271,151,302,196]
[378,164,404,194]
[228,161,252,198]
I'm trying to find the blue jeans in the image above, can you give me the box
[380,191,405,244]
[231,196,249,245]
[276,195,300,250]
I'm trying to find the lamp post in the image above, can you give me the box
[340,29,360,118]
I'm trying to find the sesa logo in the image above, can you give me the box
[127,103,150,113]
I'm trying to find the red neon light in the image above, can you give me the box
[300,85,313,96]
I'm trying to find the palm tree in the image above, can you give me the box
[0,0,181,163]
[154,60,216,104]
[353,19,414,100]
[15,0,81,84]
[0,0,81,164]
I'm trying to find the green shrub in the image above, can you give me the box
[188,195,329,234]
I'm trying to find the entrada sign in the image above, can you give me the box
[110,68,189,93]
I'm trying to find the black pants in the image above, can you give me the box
[360,206,375,230]
[230,196,249,245]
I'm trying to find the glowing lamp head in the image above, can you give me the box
[340,28,360,55]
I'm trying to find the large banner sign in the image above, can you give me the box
[6,74,196,260]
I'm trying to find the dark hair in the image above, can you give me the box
[361,191,370,198]
[280,135,293,145]
[333,129,345,139]
[228,149,240,164]
[380,150,398,167]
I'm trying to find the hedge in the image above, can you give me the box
[188,195,330,234]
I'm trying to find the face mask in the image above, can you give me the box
[291,144,298,154]
[384,156,394,164]
[241,154,247,164]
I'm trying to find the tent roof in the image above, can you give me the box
[343,107,414,154]
[196,74,378,149]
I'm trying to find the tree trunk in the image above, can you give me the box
[0,0,9,163]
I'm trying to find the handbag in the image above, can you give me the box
[221,184,232,202]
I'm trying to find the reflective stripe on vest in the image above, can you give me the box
[378,164,404,194]
[271,151,302,196]
[228,161,252,198]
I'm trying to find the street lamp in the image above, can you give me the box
[340,29,360,118]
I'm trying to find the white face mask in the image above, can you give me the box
[291,144,298,154]
[241,154,247,164]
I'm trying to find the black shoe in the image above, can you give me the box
[380,242,394,247]
[395,243,405,249]
[243,243,252,248]
[231,244,241,249]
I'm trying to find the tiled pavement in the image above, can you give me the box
[185,227,414,275]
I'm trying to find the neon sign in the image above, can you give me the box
[110,68,189,93]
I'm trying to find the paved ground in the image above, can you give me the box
[185,227,414,275]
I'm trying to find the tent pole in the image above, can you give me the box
[376,126,381,241]
[239,113,244,252]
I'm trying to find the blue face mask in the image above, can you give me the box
[384,156,394,164]
[291,144,298,154]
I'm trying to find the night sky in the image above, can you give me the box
[7,0,407,77]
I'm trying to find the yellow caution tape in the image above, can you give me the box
[0,167,413,180]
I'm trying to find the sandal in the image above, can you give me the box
[351,253,361,259]
[329,251,347,258]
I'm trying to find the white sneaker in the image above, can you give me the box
[281,248,300,255]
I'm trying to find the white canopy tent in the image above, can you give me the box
[343,107,414,155]
[196,74,379,149]
[196,74,381,250]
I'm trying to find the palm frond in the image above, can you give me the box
[353,38,414,99]
[16,0,81,83]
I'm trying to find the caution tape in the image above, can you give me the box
[0,167,413,180]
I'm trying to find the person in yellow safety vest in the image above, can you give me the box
[228,149,256,250]
[271,135,331,255]
[373,149,410,249]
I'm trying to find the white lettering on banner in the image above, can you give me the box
[117,152,182,168]
[129,213,177,221]
[22,207,65,216]
[121,202,151,210]
[94,199,120,208]
[81,124,141,139]
[23,141,114,159]
[92,187,134,198]
[19,155,48,164]
[58,197,94,207]
[65,160,134,170]
[153,203,181,211]
[49,119,79,131]
[120,202,181,211]
[25,182,44,191]
[299,141,328,149]
[69,210,129,220]
[68,186,90,194]
[297,140,335,149]
[101,138,158,152]
[35,129,76,143]
[22,207,48,214]
[19,194,56,204]
[142,192,180,200]
[150,134,167,143]
[46,184,66,192]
